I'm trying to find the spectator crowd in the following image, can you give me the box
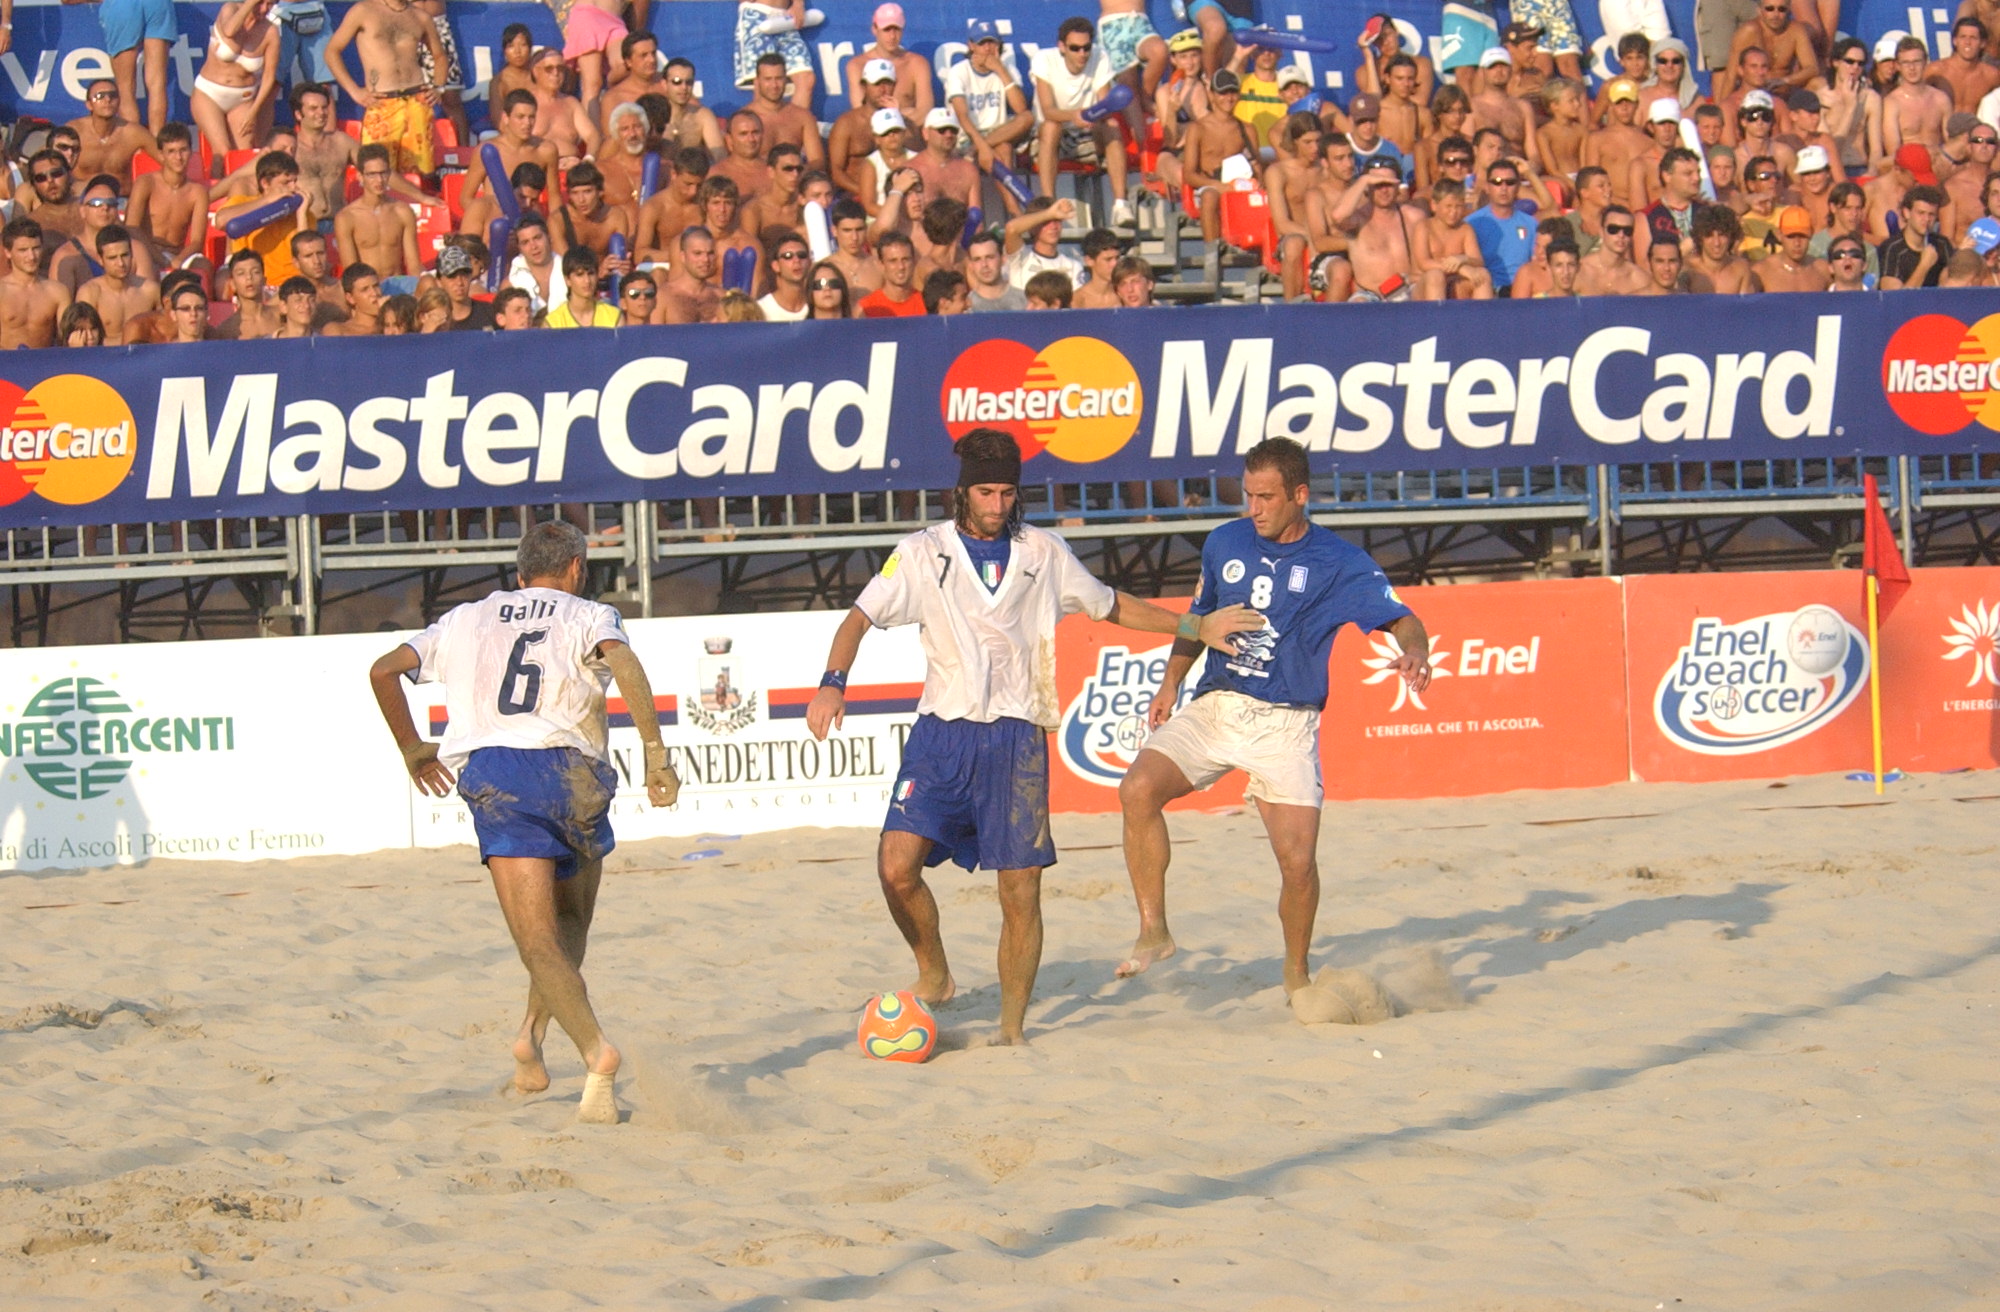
[6,0,2000,351]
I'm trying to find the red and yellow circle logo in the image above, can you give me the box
[939,336,1143,462]
[0,375,138,507]
[1881,312,2000,435]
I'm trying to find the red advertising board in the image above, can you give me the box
[1049,578,1629,811]
[1877,566,2000,773]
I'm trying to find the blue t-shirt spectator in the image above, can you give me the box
[1468,204,1537,293]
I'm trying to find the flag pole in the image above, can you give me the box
[1867,571,1885,795]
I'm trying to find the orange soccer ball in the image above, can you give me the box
[856,990,937,1063]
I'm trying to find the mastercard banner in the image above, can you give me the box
[12,292,2000,528]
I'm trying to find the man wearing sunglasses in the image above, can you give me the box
[1824,236,1872,289]
[841,2,935,123]
[911,107,982,212]
[1941,121,1998,244]
[1577,203,1650,294]
[1883,35,1950,159]
[21,149,85,249]
[1718,0,1818,101]
[65,78,160,195]
[1718,47,1792,140]
[1031,16,1135,228]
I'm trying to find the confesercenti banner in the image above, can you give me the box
[13,292,2000,528]
[7,567,2000,872]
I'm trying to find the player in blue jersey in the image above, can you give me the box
[1114,437,1433,1000]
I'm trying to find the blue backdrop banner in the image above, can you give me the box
[5,292,2000,527]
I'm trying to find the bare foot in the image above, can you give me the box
[576,1040,621,1125]
[510,1032,550,1095]
[994,1027,1030,1047]
[1282,965,1311,996]
[1115,932,1177,979]
[915,969,956,1007]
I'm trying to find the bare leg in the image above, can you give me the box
[511,856,603,1093]
[877,828,956,1004]
[111,48,142,139]
[994,865,1043,1045]
[487,855,621,1120]
[1115,747,1195,977]
[1253,797,1322,995]
[142,38,171,135]
[788,68,817,111]
[1037,118,1063,201]
[190,92,235,172]
[575,52,606,123]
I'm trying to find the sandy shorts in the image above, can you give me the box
[1099,11,1159,74]
[733,2,813,87]
[1143,690,1323,808]
[458,746,616,881]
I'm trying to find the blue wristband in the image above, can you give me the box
[820,669,848,690]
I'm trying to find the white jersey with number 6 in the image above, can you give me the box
[404,587,629,771]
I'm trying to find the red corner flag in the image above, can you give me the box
[1862,473,1911,621]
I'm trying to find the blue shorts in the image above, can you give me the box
[99,0,177,55]
[458,746,616,880]
[1185,0,1254,33]
[1439,0,1499,72]
[885,715,1056,873]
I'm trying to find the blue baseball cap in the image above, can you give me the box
[1971,216,2000,255]
[967,19,1001,43]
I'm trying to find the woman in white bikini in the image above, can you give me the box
[192,0,282,163]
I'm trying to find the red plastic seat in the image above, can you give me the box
[223,148,257,176]
[442,170,466,224]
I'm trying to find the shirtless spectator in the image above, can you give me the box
[324,261,384,334]
[1561,165,1610,253]
[843,3,934,123]
[1792,144,1836,227]
[1112,254,1155,306]
[1780,90,1841,175]
[636,148,709,265]
[1935,18,2000,115]
[910,108,981,212]
[1866,144,1928,242]
[698,176,762,292]
[612,273,656,324]
[553,161,634,272]
[1718,48,1793,141]
[1884,36,1952,156]
[1071,227,1124,308]
[1631,99,1689,208]
[53,174,151,293]
[1412,178,1493,298]
[290,229,349,326]
[660,224,722,323]
[21,151,84,249]
[1584,79,1650,208]
[529,46,601,168]
[1819,36,1884,176]
[601,30,666,127]
[1542,238,1582,295]
[742,145,807,243]
[597,103,652,206]
[77,224,159,341]
[831,60,900,198]
[860,111,918,217]
[1594,35,1651,125]
[270,83,353,217]
[1720,0,1818,99]
[1418,123,1473,199]
[325,0,446,175]
[742,52,824,172]
[164,279,211,343]
[121,126,206,281]
[1637,238,1687,293]
[336,143,421,278]
[1946,124,1999,243]
[463,91,560,223]
[1183,69,1256,242]
[272,275,321,338]
[1758,205,1830,289]
[1469,48,1541,172]
[1356,13,1436,106]
[1332,157,1418,301]
[215,248,283,338]
[1498,22,1554,99]
[949,19,1035,206]
[1303,135,1360,301]
[1577,205,1650,294]
[827,197,886,296]
[714,111,773,206]
[1735,91,1797,182]
[1032,16,1134,227]
[68,78,159,193]
[1266,112,1323,299]
[1824,235,1871,289]
[1684,204,1760,292]
[1023,268,1074,309]
[1879,184,1952,287]
[660,57,725,158]
[461,162,547,249]
[1,218,71,348]
[1694,103,1727,150]
[1376,54,1431,155]
[1504,216,1570,298]
[1536,77,1586,180]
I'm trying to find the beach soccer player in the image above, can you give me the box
[367,521,680,1123]
[1114,437,1433,999]
[806,429,1265,1046]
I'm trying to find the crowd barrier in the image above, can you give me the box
[10,293,2000,531]
[4,0,1959,127]
[5,565,1997,872]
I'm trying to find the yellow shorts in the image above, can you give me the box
[362,92,434,175]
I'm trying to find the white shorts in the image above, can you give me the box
[1142,689,1323,808]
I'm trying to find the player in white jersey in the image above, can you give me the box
[368,522,679,1124]
[1116,438,1432,1005]
[806,428,1264,1045]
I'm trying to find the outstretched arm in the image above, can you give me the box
[599,640,679,806]
[1108,592,1264,651]
[806,607,873,740]
[369,644,455,796]
[1384,613,1432,691]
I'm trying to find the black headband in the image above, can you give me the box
[958,453,1021,488]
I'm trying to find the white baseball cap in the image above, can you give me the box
[1741,88,1776,111]
[1647,97,1681,124]
[1277,65,1310,89]
[924,106,959,130]
[862,57,896,84]
[1874,31,1909,61]
[1479,47,1511,67]
[1796,144,1831,173]
[871,107,907,135]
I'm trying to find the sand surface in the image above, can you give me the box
[3,771,1998,1310]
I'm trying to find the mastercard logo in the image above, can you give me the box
[939,337,1143,462]
[0,374,138,507]
[1881,312,2000,436]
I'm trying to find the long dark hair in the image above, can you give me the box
[952,427,1027,540]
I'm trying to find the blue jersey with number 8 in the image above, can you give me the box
[1187,518,1411,711]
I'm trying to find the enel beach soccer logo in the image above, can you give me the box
[0,374,138,508]
[1653,606,1868,755]
[940,336,1142,462]
[1882,313,2000,435]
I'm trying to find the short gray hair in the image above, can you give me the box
[517,520,587,582]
